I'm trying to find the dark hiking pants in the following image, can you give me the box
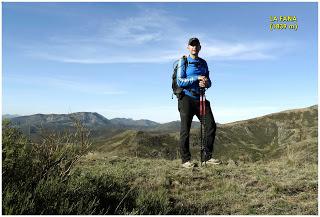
[178,94,217,163]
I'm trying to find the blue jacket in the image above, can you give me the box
[176,55,211,99]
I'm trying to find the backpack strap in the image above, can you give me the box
[181,55,200,97]
[182,55,188,68]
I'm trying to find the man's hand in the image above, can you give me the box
[198,76,207,81]
[198,76,208,88]
[199,80,208,88]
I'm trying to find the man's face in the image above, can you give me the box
[188,43,201,55]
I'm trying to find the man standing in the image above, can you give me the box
[177,37,221,168]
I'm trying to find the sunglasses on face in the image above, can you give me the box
[189,43,200,47]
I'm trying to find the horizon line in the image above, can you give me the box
[3,104,317,125]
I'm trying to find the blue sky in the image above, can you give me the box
[2,2,318,123]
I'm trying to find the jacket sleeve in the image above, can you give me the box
[205,61,212,88]
[176,58,198,88]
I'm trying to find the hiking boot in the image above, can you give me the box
[182,161,195,168]
[204,158,222,165]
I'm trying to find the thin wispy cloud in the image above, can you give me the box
[6,75,126,95]
[203,41,277,60]
[21,8,295,64]
[100,9,178,46]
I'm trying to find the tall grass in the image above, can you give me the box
[78,153,317,215]
[2,119,317,214]
[2,120,172,214]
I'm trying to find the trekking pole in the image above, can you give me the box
[200,88,206,167]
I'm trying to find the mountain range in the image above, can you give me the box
[4,105,318,163]
[4,112,200,139]
[2,114,20,119]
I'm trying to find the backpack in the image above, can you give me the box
[172,55,188,99]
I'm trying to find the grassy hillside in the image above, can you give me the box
[93,105,318,164]
[78,154,317,215]
[214,105,318,163]
[93,130,180,159]
[149,121,200,132]
[79,105,318,214]
[2,105,318,215]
